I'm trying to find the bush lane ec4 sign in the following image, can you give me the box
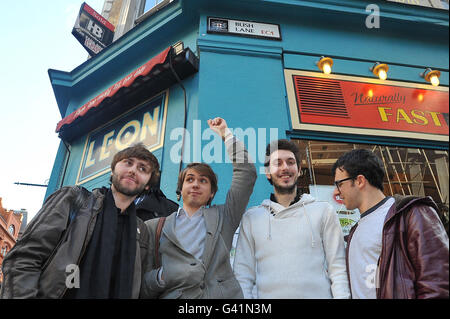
[207,17,281,40]
[72,2,115,56]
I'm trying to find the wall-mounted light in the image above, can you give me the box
[316,56,333,74]
[370,62,389,80]
[420,68,440,87]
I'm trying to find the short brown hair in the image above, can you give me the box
[264,139,301,168]
[176,163,218,205]
[111,142,160,188]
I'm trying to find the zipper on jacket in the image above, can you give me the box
[58,197,101,298]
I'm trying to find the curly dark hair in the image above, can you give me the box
[264,139,301,185]
[332,149,385,191]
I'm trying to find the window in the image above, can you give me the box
[293,140,449,235]
[8,225,15,236]
[143,0,166,13]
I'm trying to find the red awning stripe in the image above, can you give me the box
[56,46,171,133]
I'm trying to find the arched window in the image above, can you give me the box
[8,224,15,236]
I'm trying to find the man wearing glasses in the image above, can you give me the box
[332,149,449,299]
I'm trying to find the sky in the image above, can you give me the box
[0,0,105,224]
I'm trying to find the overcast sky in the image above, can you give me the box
[0,0,105,223]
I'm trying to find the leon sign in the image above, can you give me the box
[76,92,168,185]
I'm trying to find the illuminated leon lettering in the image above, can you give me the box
[85,141,96,168]
[99,130,115,161]
[140,107,160,141]
[115,120,141,151]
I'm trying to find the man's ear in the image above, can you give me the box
[265,165,272,180]
[355,174,366,189]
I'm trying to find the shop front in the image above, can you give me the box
[47,0,448,235]
[284,70,449,233]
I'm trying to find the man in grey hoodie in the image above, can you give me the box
[233,139,350,298]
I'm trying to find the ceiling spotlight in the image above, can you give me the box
[317,56,333,74]
[420,68,441,87]
[370,62,389,80]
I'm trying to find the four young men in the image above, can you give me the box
[1,119,448,299]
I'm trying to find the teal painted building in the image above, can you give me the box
[47,0,449,222]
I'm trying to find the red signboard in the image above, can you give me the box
[290,74,448,139]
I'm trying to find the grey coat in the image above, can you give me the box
[141,138,257,299]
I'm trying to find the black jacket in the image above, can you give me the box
[135,188,179,221]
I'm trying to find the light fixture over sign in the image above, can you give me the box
[420,68,441,87]
[317,56,333,74]
[370,62,389,80]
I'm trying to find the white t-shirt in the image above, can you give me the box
[348,197,395,299]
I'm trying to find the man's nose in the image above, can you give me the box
[128,164,137,175]
[280,161,289,170]
[333,187,340,197]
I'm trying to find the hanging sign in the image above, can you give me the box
[72,2,115,56]
[207,17,281,40]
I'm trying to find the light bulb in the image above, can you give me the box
[430,75,440,86]
[378,69,387,80]
[322,63,332,74]
[418,93,424,102]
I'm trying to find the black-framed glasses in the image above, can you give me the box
[334,176,356,193]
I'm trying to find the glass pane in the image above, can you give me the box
[144,0,165,13]
[293,140,449,236]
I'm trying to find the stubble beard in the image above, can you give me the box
[272,175,299,195]
[111,173,146,197]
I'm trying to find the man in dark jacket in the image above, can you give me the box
[332,149,449,299]
[0,143,161,299]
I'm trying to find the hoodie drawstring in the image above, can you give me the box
[268,204,273,240]
[302,203,316,248]
[266,202,315,247]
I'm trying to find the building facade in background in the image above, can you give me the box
[46,0,449,239]
[0,199,25,286]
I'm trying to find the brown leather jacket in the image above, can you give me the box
[346,195,449,299]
